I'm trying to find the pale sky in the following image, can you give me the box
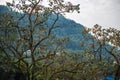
[0,0,120,29]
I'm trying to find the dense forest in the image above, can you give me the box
[0,0,120,80]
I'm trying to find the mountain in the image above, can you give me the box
[0,5,10,18]
[0,5,109,54]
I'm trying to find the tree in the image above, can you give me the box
[0,0,80,80]
[86,24,120,80]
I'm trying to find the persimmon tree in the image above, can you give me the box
[85,24,120,79]
[0,0,80,80]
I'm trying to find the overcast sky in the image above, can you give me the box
[0,0,120,29]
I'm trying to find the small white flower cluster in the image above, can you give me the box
[23,49,31,57]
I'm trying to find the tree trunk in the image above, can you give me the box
[115,65,120,80]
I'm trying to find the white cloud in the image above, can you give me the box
[0,0,12,5]
[0,0,120,29]
[64,0,120,29]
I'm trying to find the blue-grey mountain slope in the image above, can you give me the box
[0,5,110,55]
